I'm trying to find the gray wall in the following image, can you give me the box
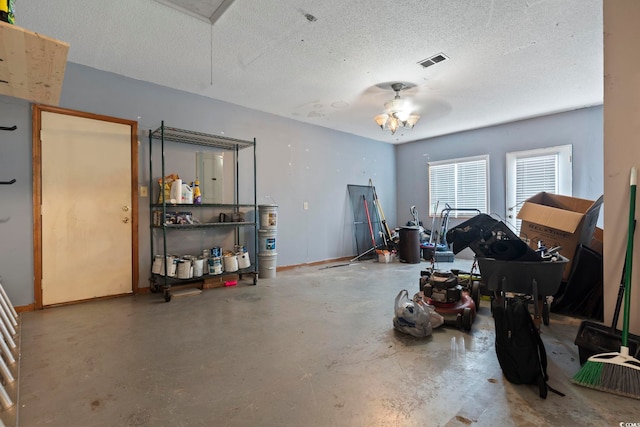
[0,63,396,306]
[394,106,604,248]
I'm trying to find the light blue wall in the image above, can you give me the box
[0,63,396,306]
[0,97,33,306]
[394,106,604,242]
[0,62,604,307]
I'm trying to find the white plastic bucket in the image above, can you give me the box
[152,255,163,274]
[193,258,204,277]
[378,252,392,263]
[223,254,239,272]
[259,204,278,230]
[258,253,277,279]
[177,259,192,279]
[161,256,177,277]
[208,257,222,275]
[258,229,277,253]
[237,251,251,269]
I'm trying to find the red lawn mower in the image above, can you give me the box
[418,268,481,331]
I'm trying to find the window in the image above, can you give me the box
[506,145,572,232]
[428,155,489,217]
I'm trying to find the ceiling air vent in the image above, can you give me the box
[418,53,449,69]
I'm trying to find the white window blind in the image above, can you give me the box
[513,155,558,232]
[506,145,572,233]
[515,154,558,205]
[428,156,488,217]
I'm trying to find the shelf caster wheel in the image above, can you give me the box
[253,276,258,285]
[163,289,172,302]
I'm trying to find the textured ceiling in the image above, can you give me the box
[17,0,603,144]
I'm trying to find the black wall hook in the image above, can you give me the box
[1,124,17,182]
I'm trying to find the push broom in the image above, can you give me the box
[572,167,640,399]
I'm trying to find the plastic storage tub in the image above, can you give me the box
[477,255,568,296]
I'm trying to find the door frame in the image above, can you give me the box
[32,104,139,309]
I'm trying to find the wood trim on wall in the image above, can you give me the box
[31,104,43,309]
[31,104,139,309]
[130,122,140,294]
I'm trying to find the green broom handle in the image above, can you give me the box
[623,166,637,347]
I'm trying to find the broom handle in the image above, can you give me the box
[623,167,637,347]
[612,219,636,331]
[369,179,392,242]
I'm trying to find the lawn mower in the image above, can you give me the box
[418,267,480,331]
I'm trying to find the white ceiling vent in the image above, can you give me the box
[418,53,449,69]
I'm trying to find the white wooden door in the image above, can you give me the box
[40,111,134,305]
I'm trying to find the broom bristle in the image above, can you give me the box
[572,347,640,399]
[572,360,603,387]
[599,363,640,398]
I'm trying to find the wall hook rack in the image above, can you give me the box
[0,179,16,185]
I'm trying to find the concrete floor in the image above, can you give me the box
[6,257,640,426]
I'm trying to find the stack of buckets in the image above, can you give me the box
[258,204,278,279]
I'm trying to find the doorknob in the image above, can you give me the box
[123,217,130,224]
[122,206,130,212]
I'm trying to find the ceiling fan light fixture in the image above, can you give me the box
[384,97,410,113]
[405,114,420,128]
[374,82,421,135]
[374,114,389,129]
[387,117,399,135]
[394,109,411,123]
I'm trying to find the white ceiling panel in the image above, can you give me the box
[17,0,603,143]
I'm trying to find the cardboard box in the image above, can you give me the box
[203,274,240,289]
[517,192,603,280]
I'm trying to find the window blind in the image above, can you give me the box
[514,154,558,231]
[429,157,487,216]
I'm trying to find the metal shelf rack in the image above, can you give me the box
[148,121,258,302]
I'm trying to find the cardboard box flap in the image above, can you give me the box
[525,192,601,214]
[517,202,584,233]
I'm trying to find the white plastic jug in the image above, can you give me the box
[181,183,193,204]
